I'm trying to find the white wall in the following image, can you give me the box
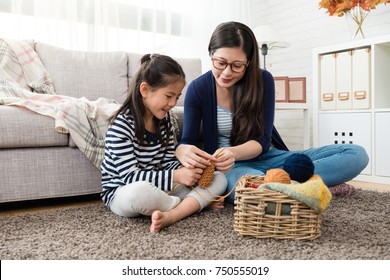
[250,0,390,150]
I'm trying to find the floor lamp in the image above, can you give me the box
[253,25,289,69]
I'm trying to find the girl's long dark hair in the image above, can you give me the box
[208,21,264,146]
[111,54,185,146]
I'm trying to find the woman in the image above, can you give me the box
[175,21,369,203]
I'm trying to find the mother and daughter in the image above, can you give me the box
[101,21,369,233]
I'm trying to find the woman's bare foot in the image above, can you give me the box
[150,210,174,234]
[208,198,225,210]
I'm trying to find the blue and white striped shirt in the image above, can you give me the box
[101,113,181,206]
[217,105,232,148]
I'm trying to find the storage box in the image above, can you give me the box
[336,51,352,110]
[233,175,321,240]
[320,54,336,110]
[352,48,371,109]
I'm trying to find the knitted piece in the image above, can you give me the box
[259,175,332,212]
[264,168,291,184]
[198,161,215,188]
[283,153,314,183]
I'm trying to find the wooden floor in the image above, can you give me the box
[0,181,388,217]
[0,194,102,217]
[349,179,390,193]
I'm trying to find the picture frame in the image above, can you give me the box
[288,77,306,103]
[274,76,289,102]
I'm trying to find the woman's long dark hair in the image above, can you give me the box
[111,54,185,146]
[208,21,264,146]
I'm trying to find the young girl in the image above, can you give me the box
[101,54,227,233]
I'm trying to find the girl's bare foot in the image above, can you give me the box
[150,210,174,234]
[150,197,200,233]
[208,198,224,210]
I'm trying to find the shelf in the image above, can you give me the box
[275,102,310,149]
[275,103,308,110]
[312,35,390,184]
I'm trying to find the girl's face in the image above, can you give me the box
[141,80,184,120]
[211,47,248,90]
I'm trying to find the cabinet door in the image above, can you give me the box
[352,48,371,109]
[319,112,371,175]
[375,112,390,177]
[336,51,352,110]
[320,54,336,110]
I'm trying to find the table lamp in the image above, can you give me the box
[253,25,289,69]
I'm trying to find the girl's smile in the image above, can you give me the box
[141,81,184,123]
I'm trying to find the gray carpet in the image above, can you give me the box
[1,189,389,260]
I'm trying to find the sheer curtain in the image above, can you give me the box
[0,0,251,70]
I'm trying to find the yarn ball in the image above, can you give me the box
[264,168,291,184]
[283,154,314,183]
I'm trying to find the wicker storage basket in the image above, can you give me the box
[234,175,321,240]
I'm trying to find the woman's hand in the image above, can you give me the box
[213,148,235,173]
[175,144,214,169]
[173,166,203,186]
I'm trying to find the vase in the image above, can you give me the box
[346,5,369,40]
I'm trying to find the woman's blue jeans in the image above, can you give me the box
[224,144,369,204]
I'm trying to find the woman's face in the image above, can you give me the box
[211,47,248,90]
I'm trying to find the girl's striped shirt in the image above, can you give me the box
[101,113,181,206]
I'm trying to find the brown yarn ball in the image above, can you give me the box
[264,168,291,184]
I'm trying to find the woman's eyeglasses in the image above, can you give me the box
[211,57,248,73]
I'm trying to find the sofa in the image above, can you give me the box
[0,40,202,204]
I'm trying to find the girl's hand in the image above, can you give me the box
[173,167,203,186]
[175,144,214,169]
[214,148,235,173]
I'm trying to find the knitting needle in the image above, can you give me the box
[215,148,225,159]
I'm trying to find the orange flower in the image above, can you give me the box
[319,0,390,16]
[319,0,390,38]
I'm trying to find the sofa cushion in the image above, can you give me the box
[35,43,128,103]
[0,106,68,148]
[175,57,202,106]
[127,53,202,106]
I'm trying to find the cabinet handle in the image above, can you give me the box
[338,92,350,100]
[354,91,367,99]
[322,93,334,101]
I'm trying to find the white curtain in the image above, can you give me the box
[0,0,251,70]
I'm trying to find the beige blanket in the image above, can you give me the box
[0,38,120,169]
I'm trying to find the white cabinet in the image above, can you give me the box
[313,35,390,184]
[375,112,390,177]
[318,112,371,175]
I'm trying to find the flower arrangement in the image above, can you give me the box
[319,0,390,38]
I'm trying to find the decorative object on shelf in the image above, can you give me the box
[253,25,289,69]
[274,76,289,102]
[288,77,306,103]
[318,0,390,39]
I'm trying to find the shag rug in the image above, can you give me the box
[1,189,389,260]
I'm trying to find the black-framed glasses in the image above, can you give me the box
[211,57,248,73]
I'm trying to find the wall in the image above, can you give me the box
[250,0,390,150]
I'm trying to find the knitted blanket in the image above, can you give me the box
[258,175,332,212]
[0,38,120,169]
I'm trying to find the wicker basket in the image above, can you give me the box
[234,175,321,240]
